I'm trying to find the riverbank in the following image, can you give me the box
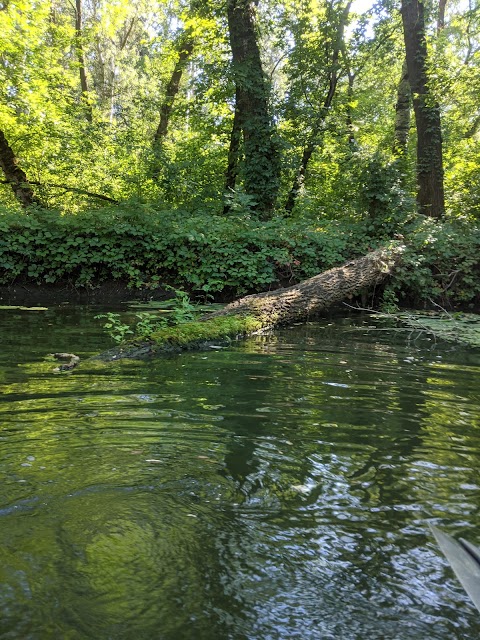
[1,205,479,310]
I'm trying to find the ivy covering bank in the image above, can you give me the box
[0,205,479,309]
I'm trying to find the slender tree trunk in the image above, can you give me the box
[437,0,447,33]
[153,36,194,146]
[285,1,351,213]
[108,61,116,123]
[464,114,480,139]
[345,70,356,149]
[401,0,445,217]
[392,60,411,156]
[227,0,279,217]
[284,63,340,213]
[74,0,93,122]
[223,100,242,212]
[151,35,194,180]
[285,142,316,213]
[0,129,40,207]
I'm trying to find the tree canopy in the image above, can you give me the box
[0,0,478,220]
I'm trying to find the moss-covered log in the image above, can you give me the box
[96,244,404,362]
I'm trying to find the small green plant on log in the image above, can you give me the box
[165,286,197,323]
[94,312,135,343]
[95,287,198,342]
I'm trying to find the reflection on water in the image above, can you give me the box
[1,307,480,639]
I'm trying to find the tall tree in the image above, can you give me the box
[401,0,445,217]
[151,32,195,179]
[285,0,352,213]
[74,0,92,122]
[392,60,411,156]
[226,0,280,216]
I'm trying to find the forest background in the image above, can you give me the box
[0,0,479,310]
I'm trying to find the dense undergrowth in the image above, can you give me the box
[0,204,479,309]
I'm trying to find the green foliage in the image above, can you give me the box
[1,205,478,309]
[223,187,258,216]
[0,0,479,222]
[285,146,416,227]
[164,286,197,323]
[388,217,480,307]
[359,154,415,234]
[380,287,400,314]
[131,312,168,338]
[0,204,368,296]
[95,287,198,342]
[94,313,136,343]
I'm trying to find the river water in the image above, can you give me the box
[0,306,479,639]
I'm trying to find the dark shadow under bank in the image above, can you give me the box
[0,281,172,307]
[0,279,282,307]
[2,280,479,313]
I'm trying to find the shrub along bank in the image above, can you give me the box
[0,205,479,309]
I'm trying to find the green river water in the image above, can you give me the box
[1,306,480,639]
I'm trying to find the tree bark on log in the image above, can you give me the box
[205,244,404,325]
[94,245,404,363]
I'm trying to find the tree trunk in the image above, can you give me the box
[345,69,356,149]
[284,63,338,213]
[227,0,279,217]
[464,114,480,139]
[437,0,447,33]
[284,142,317,213]
[207,245,404,324]
[401,0,445,217]
[223,100,242,212]
[153,36,194,146]
[393,59,411,157]
[74,0,93,122]
[151,35,194,180]
[95,245,404,362]
[0,129,40,207]
[285,1,351,213]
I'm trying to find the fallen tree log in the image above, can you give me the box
[207,243,405,324]
[95,244,405,362]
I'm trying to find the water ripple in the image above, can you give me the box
[0,311,480,638]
